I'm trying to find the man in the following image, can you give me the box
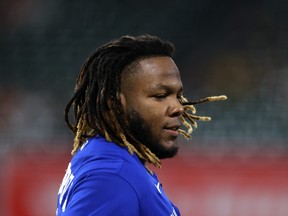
[57,34,226,215]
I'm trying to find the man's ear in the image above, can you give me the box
[119,92,127,112]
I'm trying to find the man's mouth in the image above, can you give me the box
[163,125,180,137]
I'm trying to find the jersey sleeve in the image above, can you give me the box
[61,172,139,216]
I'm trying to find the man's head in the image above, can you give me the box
[65,34,220,168]
[65,35,180,167]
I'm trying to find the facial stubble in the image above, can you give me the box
[125,107,179,159]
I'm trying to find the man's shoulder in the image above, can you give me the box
[71,136,153,191]
[70,136,145,178]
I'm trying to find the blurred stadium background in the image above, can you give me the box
[0,0,287,215]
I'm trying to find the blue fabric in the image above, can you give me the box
[57,136,180,216]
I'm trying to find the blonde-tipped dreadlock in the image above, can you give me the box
[179,95,227,139]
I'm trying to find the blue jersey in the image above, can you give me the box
[57,136,181,216]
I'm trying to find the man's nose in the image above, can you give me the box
[169,98,184,117]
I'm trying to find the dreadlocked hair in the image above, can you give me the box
[64,34,175,169]
[178,95,227,139]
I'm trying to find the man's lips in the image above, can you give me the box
[163,125,180,137]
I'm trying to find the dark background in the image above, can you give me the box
[1,0,287,155]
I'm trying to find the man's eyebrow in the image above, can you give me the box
[153,83,183,93]
[153,83,168,89]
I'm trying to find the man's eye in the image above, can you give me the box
[154,94,167,99]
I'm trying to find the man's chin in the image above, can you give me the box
[154,143,179,159]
